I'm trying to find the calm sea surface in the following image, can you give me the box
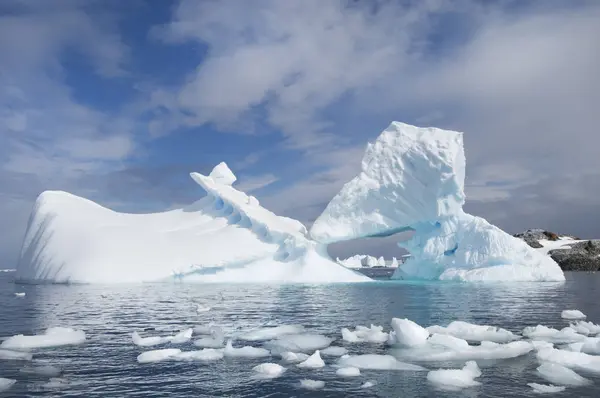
[1,271,600,397]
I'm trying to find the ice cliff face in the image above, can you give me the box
[311,122,565,282]
[16,163,368,284]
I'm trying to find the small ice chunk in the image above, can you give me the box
[1,327,86,350]
[341,325,388,343]
[20,365,62,377]
[265,333,333,354]
[280,351,309,363]
[0,349,32,360]
[389,318,429,347]
[320,346,348,357]
[427,361,481,390]
[537,348,600,374]
[561,310,586,320]
[361,381,376,388]
[137,348,182,363]
[238,325,305,341]
[581,337,600,355]
[0,378,16,392]
[528,383,566,394]
[336,367,360,377]
[193,337,224,349]
[522,325,585,344]
[14,292,25,297]
[193,322,216,335]
[223,340,270,358]
[427,321,519,343]
[427,333,470,351]
[196,304,211,313]
[338,354,425,371]
[252,363,286,379]
[297,350,325,369]
[170,328,193,344]
[299,379,325,390]
[537,362,590,386]
[173,349,224,362]
[193,326,225,348]
[570,320,600,336]
[132,332,170,347]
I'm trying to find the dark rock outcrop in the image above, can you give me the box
[514,229,598,271]
[549,240,600,271]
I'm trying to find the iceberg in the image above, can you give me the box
[15,162,368,284]
[310,122,565,282]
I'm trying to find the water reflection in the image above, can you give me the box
[1,272,599,397]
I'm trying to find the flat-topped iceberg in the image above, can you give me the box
[15,162,368,284]
[311,122,565,282]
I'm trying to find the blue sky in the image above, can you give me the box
[1,0,600,263]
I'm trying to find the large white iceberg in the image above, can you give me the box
[310,122,565,282]
[15,162,368,284]
[16,121,564,283]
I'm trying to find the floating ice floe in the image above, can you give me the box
[536,362,590,386]
[299,379,325,390]
[427,321,520,343]
[1,327,86,350]
[0,378,16,392]
[342,325,388,344]
[223,340,270,358]
[388,318,429,347]
[132,332,170,347]
[297,350,325,369]
[14,292,25,297]
[252,363,286,379]
[336,367,361,377]
[132,328,192,347]
[361,381,376,388]
[238,325,305,341]
[337,354,425,371]
[193,326,225,348]
[427,361,481,391]
[537,348,600,374]
[196,304,211,313]
[569,320,600,336]
[137,348,182,363]
[280,351,309,363]
[320,346,348,357]
[522,325,586,344]
[528,383,566,394]
[265,333,333,354]
[193,323,216,335]
[173,349,224,362]
[561,310,586,320]
[0,349,32,360]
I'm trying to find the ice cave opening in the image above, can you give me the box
[327,229,415,272]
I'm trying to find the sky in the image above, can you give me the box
[1,0,600,265]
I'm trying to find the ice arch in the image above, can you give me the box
[310,122,565,282]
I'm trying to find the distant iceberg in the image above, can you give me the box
[311,122,565,282]
[15,121,564,284]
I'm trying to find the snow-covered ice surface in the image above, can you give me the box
[3,271,600,397]
[310,121,565,282]
[15,162,368,284]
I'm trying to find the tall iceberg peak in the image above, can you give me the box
[310,122,466,244]
[310,122,565,282]
[209,161,237,186]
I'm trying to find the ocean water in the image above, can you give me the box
[1,271,600,397]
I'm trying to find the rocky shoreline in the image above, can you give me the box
[514,229,600,271]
